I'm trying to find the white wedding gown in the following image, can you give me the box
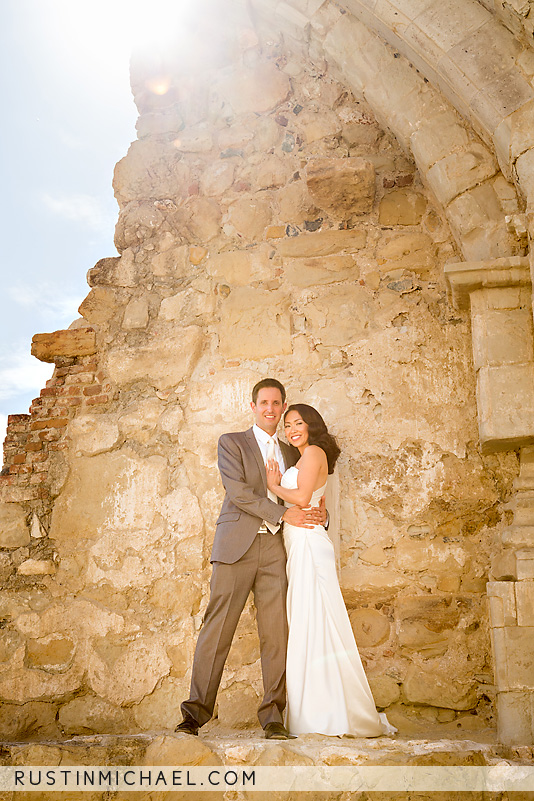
[282,466,396,737]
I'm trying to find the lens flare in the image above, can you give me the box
[145,77,171,96]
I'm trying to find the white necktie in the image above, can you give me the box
[265,437,279,533]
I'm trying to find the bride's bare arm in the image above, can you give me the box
[267,446,326,507]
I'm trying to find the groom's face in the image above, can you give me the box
[251,388,286,435]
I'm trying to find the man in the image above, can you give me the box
[176,378,325,740]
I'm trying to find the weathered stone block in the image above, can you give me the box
[470,300,533,370]
[277,227,366,257]
[182,196,222,242]
[135,106,184,139]
[86,636,172,706]
[492,625,534,690]
[0,660,84,703]
[0,701,60,741]
[31,328,96,363]
[105,325,204,390]
[410,111,471,171]
[398,621,451,655]
[368,675,401,708]
[516,581,534,626]
[376,231,435,275]
[213,62,290,115]
[158,403,184,441]
[349,608,390,647]
[227,196,272,240]
[59,695,131,735]
[298,109,342,143]
[159,287,215,326]
[219,288,291,358]
[113,140,190,206]
[0,503,30,548]
[487,580,517,627]
[149,576,202,615]
[497,690,534,745]
[143,734,222,766]
[78,287,128,326]
[394,536,468,574]
[200,161,235,196]
[306,157,375,215]
[303,284,373,346]
[402,663,477,710]
[88,251,142,287]
[173,124,213,152]
[150,244,189,278]
[217,682,260,728]
[516,549,534,580]
[284,255,357,286]
[189,246,208,265]
[447,183,514,261]
[122,297,149,330]
[118,399,163,445]
[50,449,168,545]
[68,414,120,457]
[426,144,497,205]
[133,676,189,731]
[114,203,166,253]
[206,249,272,286]
[255,155,292,190]
[17,559,56,576]
[477,363,534,452]
[379,189,427,225]
[26,635,75,671]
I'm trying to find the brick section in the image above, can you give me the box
[1,354,113,505]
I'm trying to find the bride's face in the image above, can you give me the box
[284,410,309,448]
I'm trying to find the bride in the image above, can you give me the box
[266,403,395,737]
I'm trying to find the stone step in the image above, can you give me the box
[5,730,534,799]
[3,728,531,765]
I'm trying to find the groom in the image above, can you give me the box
[176,378,325,739]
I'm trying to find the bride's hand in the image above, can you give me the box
[266,458,281,490]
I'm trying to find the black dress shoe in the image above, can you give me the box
[174,714,199,736]
[264,721,296,740]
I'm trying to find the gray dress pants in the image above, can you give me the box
[181,529,288,728]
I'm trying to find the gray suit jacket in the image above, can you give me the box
[211,427,299,564]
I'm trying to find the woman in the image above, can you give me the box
[266,403,395,737]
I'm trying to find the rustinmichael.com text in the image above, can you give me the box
[11,767,255,791]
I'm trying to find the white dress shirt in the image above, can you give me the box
[253,424,286,532]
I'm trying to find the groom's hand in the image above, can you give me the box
[317,496,327,527]
[282,497,326,529]
[281,506,315,529]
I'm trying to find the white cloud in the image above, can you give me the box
[41,191,113,233]
[8,284,85,325]
[0,348,53,404]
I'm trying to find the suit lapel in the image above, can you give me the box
[280,440,297,468]
[245,427,268,493]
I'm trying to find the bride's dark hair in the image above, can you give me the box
[285,404,341,474]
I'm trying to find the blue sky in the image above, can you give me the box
[0,1,140,446]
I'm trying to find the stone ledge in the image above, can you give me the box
[0,729,522,768]
[444,256,530,310]
[31,329,97,363]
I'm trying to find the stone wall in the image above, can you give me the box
[0,5,526,741]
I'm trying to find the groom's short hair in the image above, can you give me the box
[252,378,286,404]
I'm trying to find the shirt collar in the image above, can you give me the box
[253,424,279,445]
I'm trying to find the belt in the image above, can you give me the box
[258,524,280,534]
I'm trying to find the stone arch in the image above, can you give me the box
[246,0,534,744]
[250,0,532,263]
